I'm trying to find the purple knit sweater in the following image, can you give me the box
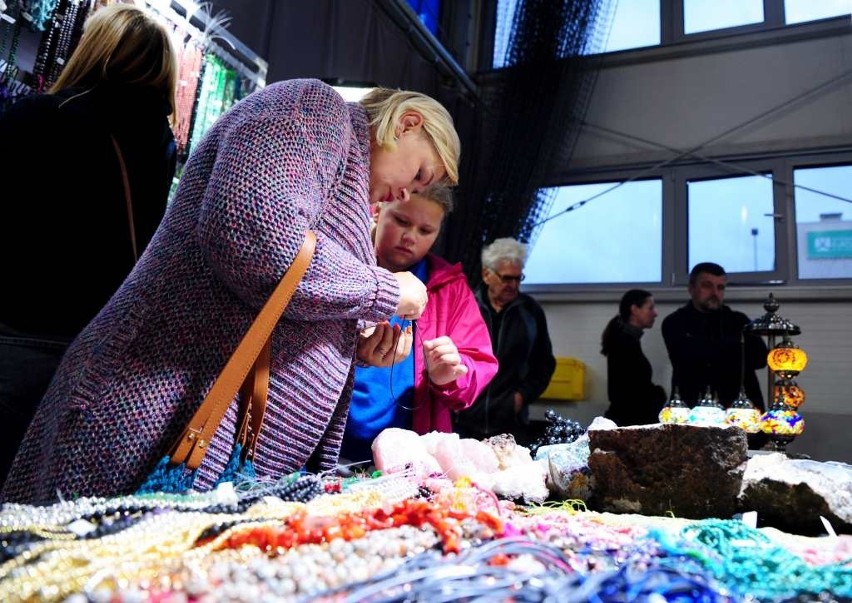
[2,79,400,504]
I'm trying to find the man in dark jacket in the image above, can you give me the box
[661,262,769,447]
[453,238,556,444]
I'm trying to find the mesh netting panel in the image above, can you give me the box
[445,0,611,281]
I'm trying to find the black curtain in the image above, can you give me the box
[444,0,607,281]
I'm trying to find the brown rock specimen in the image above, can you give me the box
[739,453,852,536]
[587,423,748,519]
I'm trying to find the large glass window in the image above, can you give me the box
[494,1,851,66]
[525,180,662,284]
[523,160,851,288]
[601,0,660,53]
[683,0,764,34]
[785,0,852,25]
[794,164,852,280]
[687,174,776,274]
[493,0,658,65]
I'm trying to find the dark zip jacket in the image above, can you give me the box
[453,284,556,439]
[661,302,768,411]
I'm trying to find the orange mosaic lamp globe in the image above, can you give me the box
[767,337,808,380]
[773,380,806,410]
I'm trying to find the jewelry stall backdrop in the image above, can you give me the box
[0,0,267,175]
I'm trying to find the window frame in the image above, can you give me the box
[522,151,852,294]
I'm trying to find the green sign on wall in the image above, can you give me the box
[807,230,852,259]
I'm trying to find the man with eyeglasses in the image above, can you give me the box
[453,237,556,445]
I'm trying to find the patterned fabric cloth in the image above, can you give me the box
[2,79,401,504]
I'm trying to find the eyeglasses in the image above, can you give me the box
[493,272,525,284]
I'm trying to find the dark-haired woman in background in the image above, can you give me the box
[600,289,667,426]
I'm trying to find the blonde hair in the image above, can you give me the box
[359,88,461,185]
[50,3,178,123]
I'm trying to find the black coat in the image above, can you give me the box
[0,83,176,339]
[661,302,768,411]
[454,285,556,439]
[602,321,667,426]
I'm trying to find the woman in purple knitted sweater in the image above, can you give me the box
[2,79,460,504]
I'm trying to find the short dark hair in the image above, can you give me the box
[689,262,726,285]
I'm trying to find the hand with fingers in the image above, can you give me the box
[357,321,413,367]
[423,335,469,386]
[393,271,427,320]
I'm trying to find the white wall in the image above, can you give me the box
[530,18,852,465]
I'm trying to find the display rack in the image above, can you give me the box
[151,0,267,90]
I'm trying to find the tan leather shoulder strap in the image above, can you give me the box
[171,230,317,469]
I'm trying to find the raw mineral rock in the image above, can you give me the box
[541,416,617,500]
[739,453,852,535]
[587,423,748,519]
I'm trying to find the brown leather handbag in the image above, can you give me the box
[137,230,317,493]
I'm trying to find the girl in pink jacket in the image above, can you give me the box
[341,185,498,464]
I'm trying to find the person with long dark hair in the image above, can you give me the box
[601,289,667,426]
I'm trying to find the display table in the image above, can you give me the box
[1,471,850,602]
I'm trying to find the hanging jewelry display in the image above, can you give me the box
[0,15,23,112]
[19,0,60,32]
[43,0,82,89]
[188,53,237,153]
[173,36,204,156]
[29,2,57,89]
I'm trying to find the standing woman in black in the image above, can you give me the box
[0,3,178,488]
[600,289,668,426]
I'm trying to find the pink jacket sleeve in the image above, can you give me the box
[412,257,498,434]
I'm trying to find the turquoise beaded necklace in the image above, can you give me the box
[671,519,852,599]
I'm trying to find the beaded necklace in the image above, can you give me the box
[0,17,30,112]
[29,3,56,88]
[675,519,852,600]
[43,0,82,89]
[172,36,203,156]
[188,53,238,152]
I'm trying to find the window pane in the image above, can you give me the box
[785,0,852,25]
[495,0,660,65]
[687,175,775,274]
[525,180,662,284]
[794,165,852,280]
[599,0,660,53]
[684,0,764,34]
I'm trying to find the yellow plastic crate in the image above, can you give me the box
[540,357,585,401]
